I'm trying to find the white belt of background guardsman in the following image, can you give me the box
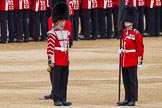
[55,47,67,52]
[121,49,136,53]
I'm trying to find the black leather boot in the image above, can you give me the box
[44,94,52,99]
[117,100,129,106]
[62,101,72,106]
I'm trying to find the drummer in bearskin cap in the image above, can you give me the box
[46,2,72,106]
[117,6,144,106]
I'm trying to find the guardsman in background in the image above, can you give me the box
[145,0,161,36]
[112,0,120,38]
[98,0,113,39]
[0,0,8,43]
[78,1,85,36]
[14,0,23,42]
[31,0,48,41]
[68,0,74,47]
[79,0,91,40]
[128,0,145,35]
[46,0,51,22]
[22,0,31,42]
[154,0,161,36]
[29,0,34,40]
[117,6,144,106]
[8,0,15,43]
[91,0,99,40]
[72,0,80,41]
[106,0,113,38]
[98,0,106,39]
[160,6,162,35]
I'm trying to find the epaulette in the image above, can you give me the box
[52,25,58,30]
[133,29,139,33]
[47,26,57,36]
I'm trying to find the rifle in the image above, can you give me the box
[117,0,125,103]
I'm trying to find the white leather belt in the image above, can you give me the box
[122,49,136,53]
[55,47,67,52]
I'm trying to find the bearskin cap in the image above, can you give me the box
[52,2,69,23]
[123,6,138,23]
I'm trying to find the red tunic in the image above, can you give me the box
[125,0,129,6]
[121,29,144,67]
[113,0,120,7]
[47,26,71,66]
[91,0,98,8]
[14,0,31,10]
[81,0,91,9]
[73,0,80,10]
[68,0,74,15]
[0,0,14,11]
[145,0,162,8]
[48,17,53,31]
[107,0,113,8]
[128,0,145,7]
[98,0,113,9]
[64,20,73,40]
[31,0,47,11]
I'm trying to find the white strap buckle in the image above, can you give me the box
[55,47,67,52]
[122,49,136,53]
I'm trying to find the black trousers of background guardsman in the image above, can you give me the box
[82,9,91,39]
[98,8,113,38]
[14,10,23,41]
[51,65,69,102]
[91,8,99,39]
[122,66,138,102]
[8,11,15,42]
[73,10,80,40]
[160,7,162,33]
[98,8,106,38]
[145,7,155,36]
[112,6,118,38]
[32,11,47,41]
[0,11,8,42]
[22,10,30,42]
[137,6,145,35]
[69,16,73,47]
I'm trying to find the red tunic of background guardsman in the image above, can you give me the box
[145,0,161,8]
[113,0,120,7]
[31,0,47,11]
[0,0,14,11]
[68,0,74,15]
[73,0,81,10]
[81,0,92,9]
[121,29,144,67]
[128,0,145,7]
[47,18,72,66]
[14,0,31,10]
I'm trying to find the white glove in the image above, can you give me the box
[118,48,122,54]
[137,64,142,69]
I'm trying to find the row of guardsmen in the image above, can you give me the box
[0,0,162,44]
[74,0,162,40]
[0,0,51,43]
